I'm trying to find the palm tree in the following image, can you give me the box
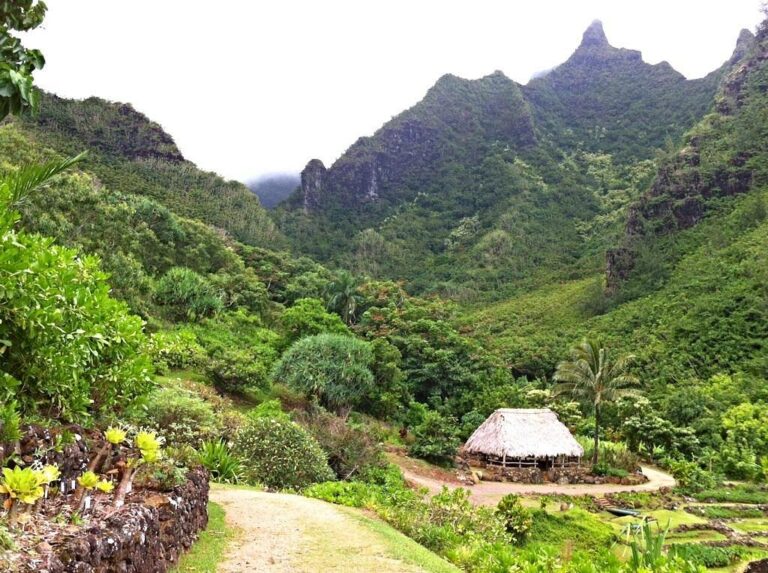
[554,338,639,466]
[325,270,362,325]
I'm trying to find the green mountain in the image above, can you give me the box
[16,93,282,249]
[274,21,750,299]
[465,19,768,424]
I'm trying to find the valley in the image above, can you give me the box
[1,3,767,573]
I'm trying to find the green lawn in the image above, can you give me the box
[338,507,461,573]
[172,502,237,573]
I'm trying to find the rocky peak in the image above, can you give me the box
[579,20,610,49]
[300,159,327,213]
[730,28,757,64]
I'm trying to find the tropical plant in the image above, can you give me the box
[197,440,243,484]
[325,270,363,325]
[0,0,47,119]
[0,464,59,525]
[76,470,114,511]
[554,338,639,465]
[113,431,164,507]
[627,521,669,572]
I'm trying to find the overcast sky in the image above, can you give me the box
[24,0,764,183]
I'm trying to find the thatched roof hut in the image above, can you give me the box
[464,408,583,462]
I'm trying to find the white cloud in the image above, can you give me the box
[24,0,764,182]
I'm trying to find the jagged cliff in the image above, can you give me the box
[289,70,535,214]
[524,21,729,161]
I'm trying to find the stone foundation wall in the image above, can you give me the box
[467,456,647,485]
[1,425,95,481]
[746,559,768,573]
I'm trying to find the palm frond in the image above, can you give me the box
[5,152,87,208]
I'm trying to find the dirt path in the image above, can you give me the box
[399,465,676,506]
[210,486,454,572]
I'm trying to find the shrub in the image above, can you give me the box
[303,481,374,508]
[592,462,628,478]
[667,459,719,494]
[234,417,334,489]
[693,484,768,504]
[148,329,207,373]
[192,312,279,393]
[408,410,460,465]
[247,399,290,421]
[128,385,222,447]
[279,297,349,346]
[198,440,243,484]
[208,348,270,393]
[686,505,764,519]
[527,508,617,550]
[416,487,510,549]
[270,334,374,414]
[295,409,386,480]
[496,494,532,542]
[0,173,151,421]
[578,437,640,472]
[154,266,223,321]
[668,543,746,568]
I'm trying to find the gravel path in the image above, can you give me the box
[210,486,442,572]
[399,465,676,506]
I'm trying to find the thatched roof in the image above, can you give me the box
[463,408,583,459]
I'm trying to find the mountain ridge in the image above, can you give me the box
[275,21,751,298]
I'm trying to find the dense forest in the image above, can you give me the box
[2,3,768,573]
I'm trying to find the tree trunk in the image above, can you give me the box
[72,442,111,507]
[113,466,135,508]
[592,404,600,467]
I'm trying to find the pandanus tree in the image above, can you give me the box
[554,338,639,466]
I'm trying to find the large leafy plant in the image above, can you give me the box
[0,154,152,421]
[0,464,59,525]
[0,1,47,119]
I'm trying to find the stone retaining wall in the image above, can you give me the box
[2,425,210,573]
[746,559,768,573]
[30,467,209,573]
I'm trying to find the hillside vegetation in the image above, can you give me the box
[274,22,751,301]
